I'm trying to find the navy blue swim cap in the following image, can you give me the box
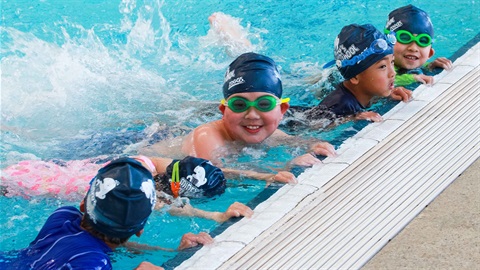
[223,52,283,99]
[385,5,433,37]
[334,24,394,80]
[84,157,156,239]
[163,156,226,198]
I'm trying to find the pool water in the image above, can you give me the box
[1,0,478,268]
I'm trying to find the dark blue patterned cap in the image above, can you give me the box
[164,156,226,198]
[334,24,394,80]
[223,52,282,99]
[84,157,156,239]
[385,5,434,37]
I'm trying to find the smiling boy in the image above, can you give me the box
[385,5,452,86]
[180,52,336,168]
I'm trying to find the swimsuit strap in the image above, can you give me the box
[132,155,158,175]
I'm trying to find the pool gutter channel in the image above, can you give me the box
[176,42,480,270]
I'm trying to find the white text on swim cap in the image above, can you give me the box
[224,68,235,83]
[336,44,359,61]
[228,77,245,90]
[386,17,403,32]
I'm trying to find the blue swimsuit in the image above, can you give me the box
[4,206,112,270]
[317,83,365,116]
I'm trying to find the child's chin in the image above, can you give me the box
[382,90,392,97]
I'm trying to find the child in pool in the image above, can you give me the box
[1,155,257,223]
[384,5,452,86]
[0,157,212,269]
[303,24,413,123]
[205,12,254,57]
[144,52,337,167]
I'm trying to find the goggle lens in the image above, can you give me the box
[222,96,290,113]
[372,39,388,53]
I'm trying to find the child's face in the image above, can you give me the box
[356,55,396,97]
[393,39,434,70]
[220,92,289,144]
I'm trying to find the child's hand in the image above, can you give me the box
[356,111,383,122]
[271,171,297,184]
[222,202,254,221]
[290,153,322,167]
[413,74,434,85]
[135,262,164,270]
[178,232,213,250]
[391,87,413,102]
[428,57,452,71]
[310,141,337,157]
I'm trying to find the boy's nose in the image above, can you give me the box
[407,42,419,51]
[389,67,396,78]
[388,63,396,77]
[244,107,261,119]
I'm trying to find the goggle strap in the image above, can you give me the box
[170,161,180,198]
[221,97,290,105]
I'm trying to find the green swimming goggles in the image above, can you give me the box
[221,95,290,113]
[385,29,433,47]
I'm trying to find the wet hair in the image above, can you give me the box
[80,216,130,245]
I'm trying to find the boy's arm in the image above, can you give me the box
[124,232,214,253]
[135,262,164,270]
[168,202,253,223]
[221,167,297,184]
[182,123,226,164]
[148,157,174,175]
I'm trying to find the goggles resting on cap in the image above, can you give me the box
[385,29,432,47]
[337,32,397,68]
[221,95,290,113]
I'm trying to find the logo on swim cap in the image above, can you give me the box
[224,67,235,83]
[228,76,245,90]
[385,17,404,32]
[334,36,360,62]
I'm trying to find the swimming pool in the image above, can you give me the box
[1,0,478,268]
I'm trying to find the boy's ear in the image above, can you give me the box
[219,104,226,114]
[280,102,290,114]
[429,47,435,58]
[135,229,144,237]
[349,76,360,85]
[80,199,85,212]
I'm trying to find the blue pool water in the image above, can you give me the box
[1,0,478,268]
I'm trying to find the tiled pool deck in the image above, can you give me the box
[176,42,479,269]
